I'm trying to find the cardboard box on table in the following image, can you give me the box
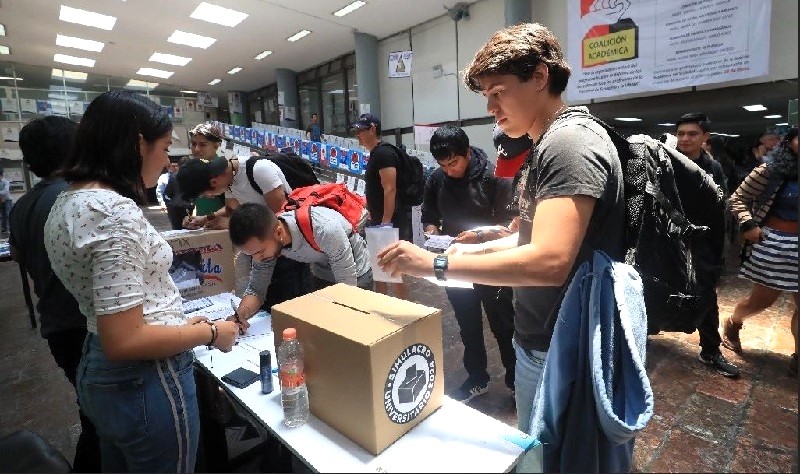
[162,229,235,300]
[271,284,444,455]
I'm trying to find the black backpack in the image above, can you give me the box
[374,142,424,206]
[577,113,726,334]
[245,152,320,194]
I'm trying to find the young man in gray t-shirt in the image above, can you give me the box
[375,23,626,433]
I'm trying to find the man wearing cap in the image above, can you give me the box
[176,154,311,309]
[156,157,194,230]
[352,113,411,299]
[493,125,532,179]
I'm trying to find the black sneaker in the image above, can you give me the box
[698,352,741,378]
[450,379,489,402]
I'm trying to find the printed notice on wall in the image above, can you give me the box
[388,51,413,78]
[566,0,771,101]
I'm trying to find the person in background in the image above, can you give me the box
[759,128,782,164]
[44,90,240,472]
[724,127,798,376]
[378,23,627,434]
[493,124,532,179]
[0,168,12,234]
[306,113,321,142]
[9,116,101,472]
[737,139,768,185]
[423,125,517,401]
[188,123,227,219]
[352,113,411,300]
[156,157,194,230]
[706,135,737,198]
[228,202,373,330]
[674,113,740,378]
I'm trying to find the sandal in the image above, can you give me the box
[721,317,743,354]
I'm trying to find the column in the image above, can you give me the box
[505,0,531,26]
[354,32,380,118]
[275,68,299,128]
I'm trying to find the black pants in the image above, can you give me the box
[261,257,312,312]
[445,284,516,388]
[166,205,191,231]
[698,291,722,355]
[311,271,374,291]
[45,328,101,472]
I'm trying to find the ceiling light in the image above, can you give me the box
[0,45,9,55]
[614,117,642,122]
[208,78,221,85]
[253,50,272,60]
[126,79,159,89]
[149,52,192,66]
[742,104,767,112]
[167,30,217,49]
[56,34,105,52]
[54,53,96,67]
[764,114,782,119]
[137,67,173,79]
[333,1,366,17]
[0,24,6,36]
[227,67,242,75]
[181,90,197,94]
[775,122,789,126]
[190,2,249,27]
[287,30,311,42]
[657,122,675,126]
[0,76,21,81]
[52,68,88,81]
[59,5,117,30]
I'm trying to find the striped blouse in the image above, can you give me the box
[728,163,782,232]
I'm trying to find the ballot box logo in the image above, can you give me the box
[384,343,436,424]
[580,0,638,68]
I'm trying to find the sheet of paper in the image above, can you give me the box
[336,173,345,183]
[423,235,455,252]
[346,175,357,191]
[423,276,474,289]
[355,179,366,196]
[183,292,241,321]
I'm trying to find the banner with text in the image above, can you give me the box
[566,0,771,101]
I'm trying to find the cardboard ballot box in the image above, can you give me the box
[162,229,235,300]
[271,284,444,455]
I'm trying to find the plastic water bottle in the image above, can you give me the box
[277,328,309,427]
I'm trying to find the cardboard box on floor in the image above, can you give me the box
[271,284,444,455]
[162,229,235,300]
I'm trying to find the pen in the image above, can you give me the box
[230,298,245,335]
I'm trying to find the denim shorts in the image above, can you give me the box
[77,333,200,473]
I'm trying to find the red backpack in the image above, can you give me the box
[283,183,367,252]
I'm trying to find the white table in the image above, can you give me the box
[193,313,541,473]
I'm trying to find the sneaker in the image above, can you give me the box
[699,352,741,378]
[721,317,743,354]
[450,379,489,402]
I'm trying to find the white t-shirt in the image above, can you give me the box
[44,189,185,334]
[226,157,291,205]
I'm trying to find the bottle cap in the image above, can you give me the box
[283,328,297,340]
[260,349,271,363]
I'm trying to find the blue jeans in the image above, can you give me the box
[513,338,547,434]
[77,334,199,473]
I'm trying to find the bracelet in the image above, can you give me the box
[199,321,218,346]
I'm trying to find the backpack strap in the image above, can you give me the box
[245,157,264,195]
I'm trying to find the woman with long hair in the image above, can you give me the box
[44,90,241,472]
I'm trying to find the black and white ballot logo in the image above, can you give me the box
[383,343,436,424]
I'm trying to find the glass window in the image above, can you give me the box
[299,82,320,131]
[321,73,346,136]
[346,67,359,128]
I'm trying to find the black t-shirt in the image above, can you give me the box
[513,108,625,352]
[364,142,402,224]
[9,178,86,338]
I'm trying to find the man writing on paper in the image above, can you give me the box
[422,125,517,402]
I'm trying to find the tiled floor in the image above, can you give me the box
[0,206,796,472]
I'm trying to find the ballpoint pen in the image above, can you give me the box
[230,298,245,335]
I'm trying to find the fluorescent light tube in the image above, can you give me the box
[167,30,217,49]
[59,5,117,30]
[333,1,366,17]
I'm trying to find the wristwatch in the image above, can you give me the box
[434,254,449,281]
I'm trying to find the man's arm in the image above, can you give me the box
[380,195,595,287]
[379,167,397,224]
[315,215,358,286]
[237,257,277,319]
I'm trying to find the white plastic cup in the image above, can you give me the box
[365,226,402,283]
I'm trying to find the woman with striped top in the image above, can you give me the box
[723,127,798,375]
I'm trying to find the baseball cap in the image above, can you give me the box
[493,124,532,160]
[175,156,228,201]
[350,113,381,131]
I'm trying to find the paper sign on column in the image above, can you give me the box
[355,179,366,196]
[336,173,345,183]
[20,98,37,114]
[346,175,357,191]
[1,98,19,113]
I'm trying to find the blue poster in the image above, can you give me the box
[327,145,340,169]
[36,100,53,115]
[347,149,362,174]
[361,151,370,175]
[275,134,286,149]
[309,142,321,164]
[257,131,265,148]
[300,140,310,160]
